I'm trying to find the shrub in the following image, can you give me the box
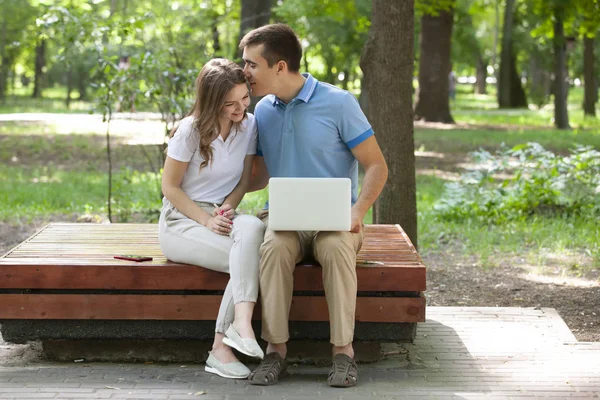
[434,143,600,223]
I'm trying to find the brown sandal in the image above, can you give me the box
[248,352,288,386]
[328,354,358,387]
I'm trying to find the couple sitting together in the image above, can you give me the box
[158,23,388,388]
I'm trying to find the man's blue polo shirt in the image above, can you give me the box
[255,73,374,205]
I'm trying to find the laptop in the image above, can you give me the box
[267,177,351,231]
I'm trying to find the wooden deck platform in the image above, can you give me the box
[0,223,426,342]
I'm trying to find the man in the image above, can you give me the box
[448,64,457,101]
[239,24,388,387]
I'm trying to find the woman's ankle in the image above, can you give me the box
[232,323,256,340]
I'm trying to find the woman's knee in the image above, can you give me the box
[233,215,266,236]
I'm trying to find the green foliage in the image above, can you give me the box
[0,0,37,98]
[274,0,371,86]
[111,167,162,222]
[434,143,600,223]
[416,0,457,16]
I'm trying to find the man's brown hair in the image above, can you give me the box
[239,23,302,73]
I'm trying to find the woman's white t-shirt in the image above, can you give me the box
[166,113,258,204]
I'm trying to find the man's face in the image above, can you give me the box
[242,45,278,97]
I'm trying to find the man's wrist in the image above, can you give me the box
[351,204,368,220]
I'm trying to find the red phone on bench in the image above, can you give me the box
[114,255,153,262]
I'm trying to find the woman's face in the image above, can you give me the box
[220,83,250,123]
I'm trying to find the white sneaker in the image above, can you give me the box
[204,352,251,379]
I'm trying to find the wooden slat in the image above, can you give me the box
[0,223,427,292]
[0,294,425,323]
[0,263,425,291]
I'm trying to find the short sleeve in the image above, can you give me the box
[338,92,374,149]
[167,117,198,162]
[246,114,258,155]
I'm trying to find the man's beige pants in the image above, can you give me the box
[259,214,364,346]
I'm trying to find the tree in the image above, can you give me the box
[414,1,456,123]
[583,35,597,116]
[497,0,528,108]
[451,0,501,95]
[552,5,570,129]
[361,0,417,246]
[0,0,36,100]
[525,0,600,126]
[274,0,371,86]
[579,1,600,117]
[237,0,273,60]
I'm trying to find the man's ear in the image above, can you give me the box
[276,60,287,74]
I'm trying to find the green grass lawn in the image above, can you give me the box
[2,84,599,272]
[0,87,94,114]
[415,126,600,154]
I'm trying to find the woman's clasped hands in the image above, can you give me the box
[207,204,235,235]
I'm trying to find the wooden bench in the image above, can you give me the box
[0,223,426,349]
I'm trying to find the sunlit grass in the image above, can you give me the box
[0,166,161,223]
[0,87,94,114]
[415,127,600,153]
[419,212,600,270]
[451,85,600,130]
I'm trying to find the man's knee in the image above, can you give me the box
[314,231,356,265]
[260,230,300,263]
[234,215,266,236]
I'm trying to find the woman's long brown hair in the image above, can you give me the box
[170,58,248,169]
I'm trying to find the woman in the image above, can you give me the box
[159,58,265,379]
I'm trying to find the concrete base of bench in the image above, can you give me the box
[31,340,384,364]
[1,319,417,343]
[1,320,416,363]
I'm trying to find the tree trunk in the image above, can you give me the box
[475,56,487,94]
[0,12,7,101]
[492,0,499,79]
[237,0,272,60]
[553,8,570,129]
[32,39,46,99]
[498,0,514,107]
[65,68,73,108]
[212,19,221,57]
[324,55,335,84]
[498,0,527,108]
[78,75,87,101]
[508,52,527,107]
[583,36,597,117]
[238,0,272,112]
[413,7,455,123]
[361,0,417,247]
[303,49,309,74]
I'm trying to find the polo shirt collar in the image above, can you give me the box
[272,73,318,106]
